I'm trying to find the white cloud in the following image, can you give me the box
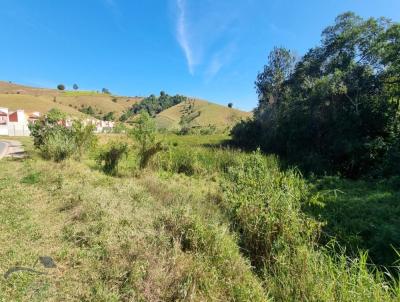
[176,0,195,75]
[174,0,247,77]
[206,42,237,79]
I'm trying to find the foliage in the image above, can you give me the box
[129,91,186,117]
[232,12,400,178]
[102,88,110,94]
[96,141,128,175]
[57,84,65,91]
[112,122,127,134]
[29,109,96,162]
[222,150,318,268]
[38,126,76,162]
[129,111,164,169]
[73,84,79,90]
[228,102,233,108]
[79,105,96,116]
[72,120,97,160]
[2,133,400,301]
[102,111,115,121]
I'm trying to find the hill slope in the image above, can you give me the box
[156,99,251,130]
[0,81,141,118]
[0,81,251,128]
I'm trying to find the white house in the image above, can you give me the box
[0,107,9,136]
[8,110,31,136]
[0,108,41,136]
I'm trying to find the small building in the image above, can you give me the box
[7,109,31,136]
[28,111,41,123]
[0,107,9,135]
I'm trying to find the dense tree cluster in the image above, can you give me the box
[232,12,400,178]
[120,91,186,121]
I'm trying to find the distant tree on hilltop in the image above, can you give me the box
[228,102,233,108]
[102,88,111,94]
[73,84,79,90]
[57,84,65,91]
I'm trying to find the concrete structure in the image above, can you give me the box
[8,110,31,136]
[0,107,115,136]
[0,108,41,136]
[0,107,9,135]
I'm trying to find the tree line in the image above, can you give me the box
[232,12,400,178]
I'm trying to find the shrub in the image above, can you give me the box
[30,110,96,161]
[39,126,76,162]
[96,141,128,175]
[57,84,65,91]
[129,111,164,169]
[72,120,97,160]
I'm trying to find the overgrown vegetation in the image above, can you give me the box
[96,140,128,175]
[2,11,400,302]
[29,108,96,161]
[1,134,399,301]
[232,12,400,178]
[129,111,164,169]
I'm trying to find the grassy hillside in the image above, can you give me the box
[0,82,249,130]
[0,81,141,118]
[156,99,252,130]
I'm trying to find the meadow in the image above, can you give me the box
[1,132,399,301]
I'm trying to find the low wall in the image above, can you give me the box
[7,124,30,136]
[0,125,8,136]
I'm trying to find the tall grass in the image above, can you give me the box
[3,133,398,301]
[221,150,400,301]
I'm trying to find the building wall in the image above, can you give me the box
[0,108,9,135]
[0,126,8,135]
[7,123,30,136]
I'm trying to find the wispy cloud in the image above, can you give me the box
[176,0,195,74]
[174,0,244,77]
[206,42,237,79]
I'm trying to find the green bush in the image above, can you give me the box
[96,141,128,176]
[39,126,76,162]
[129,111,164,169]
[72,120,97,160]
[29,109,97,162]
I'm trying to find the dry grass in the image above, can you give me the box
[0,138,268,301]
[0,81,141,118]
[156,99,252,130]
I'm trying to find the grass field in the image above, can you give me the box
[1,133,399,301]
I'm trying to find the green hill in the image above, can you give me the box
[155,99,251,130]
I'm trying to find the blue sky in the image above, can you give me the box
[0,0,399,111]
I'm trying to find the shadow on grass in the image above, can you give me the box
[305,176,400,269]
